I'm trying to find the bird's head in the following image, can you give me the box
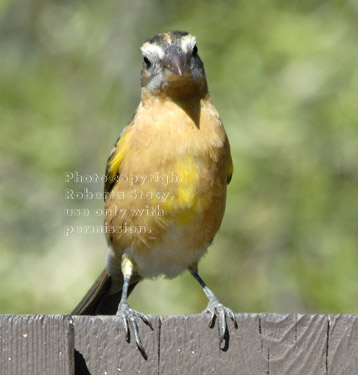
[140,31,208,99]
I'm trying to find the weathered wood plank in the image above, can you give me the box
[159,314,221,374]
[260,313,328,375]
[220,313,266,374]
[159,313,267,375]
[1,314,357,375]
[327,314,358,375]
[72,315,160,375]
[0,315,74,375]
[158,314,336,375]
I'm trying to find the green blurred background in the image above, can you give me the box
[1,0,357,315]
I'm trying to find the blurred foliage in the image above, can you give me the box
[0,0,357,315]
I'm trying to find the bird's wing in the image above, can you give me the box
[104,122,133,198]
[72,119,138,316]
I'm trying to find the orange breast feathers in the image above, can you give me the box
[104,95,232,254]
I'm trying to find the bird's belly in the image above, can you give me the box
[125,222,209,279]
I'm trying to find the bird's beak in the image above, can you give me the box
[163,48,187,76]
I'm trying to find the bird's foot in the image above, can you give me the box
[203,298,237,346]
[116,301,153,353]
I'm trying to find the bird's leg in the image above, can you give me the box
[189,266,237,345]
[117,256,153,352]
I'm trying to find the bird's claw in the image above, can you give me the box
[116,301,152,353]
[203,298,237,345]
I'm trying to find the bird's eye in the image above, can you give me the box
[192,45,198,56]
[143,56,152,69]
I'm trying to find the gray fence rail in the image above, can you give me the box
[1,314,357,375]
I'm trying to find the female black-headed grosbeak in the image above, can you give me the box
[72,31,235,352]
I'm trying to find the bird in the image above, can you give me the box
[72,31,235,352]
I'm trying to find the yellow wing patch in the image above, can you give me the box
[107,132,130,182]
[104,128,131,197]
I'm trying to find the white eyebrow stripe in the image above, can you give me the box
[181,35,196,53]
[140,43,165,60]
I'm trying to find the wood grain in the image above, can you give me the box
[0,315,73,375]
[259,313,328,375]
[327,314,358,375]
[72,315,160,375]
[0,314,357,374]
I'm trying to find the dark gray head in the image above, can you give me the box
[140,31,208,98]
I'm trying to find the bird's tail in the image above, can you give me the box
[71,268,140,315]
